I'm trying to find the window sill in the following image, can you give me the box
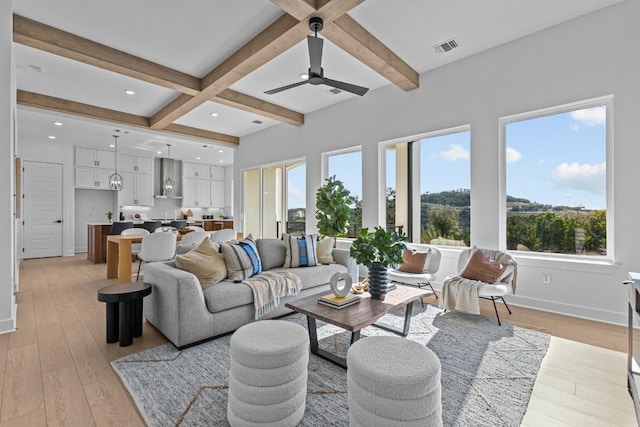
[508,251,618,274]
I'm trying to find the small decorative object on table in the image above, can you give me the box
[105,211,113,223]
[350,226,406,300]
[329,272,352,297]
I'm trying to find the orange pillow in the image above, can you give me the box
[461,249,505,283]
[398,249,431,274]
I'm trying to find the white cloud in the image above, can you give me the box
[570,106,606,127]
[551,162,606,194]
[440,144,469,161]
[506,147,522,164]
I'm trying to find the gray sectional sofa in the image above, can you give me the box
[143,238,358,348]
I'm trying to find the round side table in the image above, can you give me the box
[97,282,152,347]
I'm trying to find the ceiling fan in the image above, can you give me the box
[264,17,369,97]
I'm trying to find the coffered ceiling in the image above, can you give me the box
[13,0,622,162]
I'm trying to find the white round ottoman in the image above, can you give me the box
[347,336,442,427]
[227,320,309,426]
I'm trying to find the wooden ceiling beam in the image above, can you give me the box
[13,15,201,96]
[17,90,238,146]
[273,0,365,23]
[214,89,304,126]
[323,15,419,91]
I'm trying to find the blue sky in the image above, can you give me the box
[288,105,606,211]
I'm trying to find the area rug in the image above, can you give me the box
[112,304,549,426]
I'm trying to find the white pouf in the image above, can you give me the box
[227,320,309,426]
[347,336,442,426]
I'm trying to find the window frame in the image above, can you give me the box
[240,156,306,238]
[498,95,614,262]
[378,124,471,245]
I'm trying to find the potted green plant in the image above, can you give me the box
[349,226,406,300]
[315,175,355,244]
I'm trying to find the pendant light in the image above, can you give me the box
[108,134,123,191]
[163,144,176,196]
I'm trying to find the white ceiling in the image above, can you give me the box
[13,0,623,163]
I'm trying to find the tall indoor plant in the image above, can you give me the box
[349,226,406,300]
[315,175,355,243]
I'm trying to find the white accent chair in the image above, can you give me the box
[120,228,150,258]
[445,247,517,325]
[175,231,210,255]
[210,228,236,243]
[185,225,205,232]
[136,232,177,281]
[388,244,442,301]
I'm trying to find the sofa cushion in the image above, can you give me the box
[174,238,227,289]
[221,235,262,282]
[283,233,318,268]
[317,237,335,264]
[256,238,286,270]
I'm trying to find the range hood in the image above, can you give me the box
[155,158,183,199]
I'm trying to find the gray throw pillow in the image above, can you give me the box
[256,238,286,270]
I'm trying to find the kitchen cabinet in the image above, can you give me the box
[119,154,154,174]
[211,166,225,180]
[183,177,211,207]
[75,167,114,189]
[210,180,225,208]
[75,147,115,169]
[183,162,211,179]
[119,172,154,206]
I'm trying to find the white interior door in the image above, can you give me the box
[23,161,63,259]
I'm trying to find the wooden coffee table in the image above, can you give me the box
[285,285,430,368]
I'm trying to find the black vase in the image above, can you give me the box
[368,262,388,300]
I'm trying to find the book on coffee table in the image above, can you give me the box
[318,293,361,309]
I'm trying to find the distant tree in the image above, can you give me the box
[506,215,540,250]
[386,188,396,229]
[583,210,606,253]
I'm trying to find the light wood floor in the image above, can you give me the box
[0,254,635,426]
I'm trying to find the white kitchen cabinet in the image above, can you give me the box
[183,162,211,179]
[75,147,115,169]
[75,167,114,190]
[118,172,154,206]
[183,177,211,207]
[211,166,225,180]
[210,180,225,207]
[120,154,153,174]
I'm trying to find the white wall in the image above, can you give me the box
[235,1,640,324]
[0,0,17,334]
[74,189,117,252]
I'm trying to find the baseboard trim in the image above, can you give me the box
[0,302,17,335]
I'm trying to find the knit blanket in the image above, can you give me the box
[440,276,482,315]
[242,271,302,319]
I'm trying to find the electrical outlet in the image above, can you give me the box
[542,273,551,285]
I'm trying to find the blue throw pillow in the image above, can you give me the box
[220,235,262,281]
[283,233,318,268]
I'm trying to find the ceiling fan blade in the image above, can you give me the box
[264,79,309,95]
[322,78,369,96]
[308,35,323,75]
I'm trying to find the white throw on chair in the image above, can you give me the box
[210,228,236,242]
[136,232,177,281]
[185,225,205,232]
[388,244,441,300]
[440,246,517,325]
[176,231,210,254]
[120,228,150,258]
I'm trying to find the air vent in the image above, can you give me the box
[328,88,342,95]
[434,38,459,54]
[252,120,263,124]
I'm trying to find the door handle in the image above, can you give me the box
[54,220,63,223]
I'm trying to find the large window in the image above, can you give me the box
[504,100,609,256]
[382,127,471,246]
[242,159,306,238]
[325,148,362,237]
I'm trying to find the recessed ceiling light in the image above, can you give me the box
[157,151,162,154]
[196,157,200,160]
[48,135,56,140]
[300,73,308,80]
[219,160,224,163]
[109,144,115,148]
[53,121,63,126]
[218,149,223,153]
[210,112,218,117]
[124,89,135,95]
